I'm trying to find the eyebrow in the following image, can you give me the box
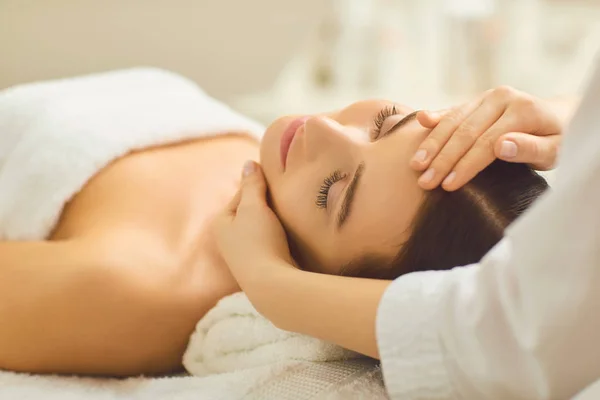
[378,110,420,140]
[336,162,365,229]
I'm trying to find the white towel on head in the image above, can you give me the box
[183,292,361,376]
[0,67,264,240]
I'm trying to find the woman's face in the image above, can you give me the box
[260,100,429,274]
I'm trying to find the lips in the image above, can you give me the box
[280,116,309,170]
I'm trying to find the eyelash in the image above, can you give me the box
[372,105,400,140]
[316,170,346,209]
[314,105,398,211]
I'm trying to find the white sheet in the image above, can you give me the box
[0,360,386,400]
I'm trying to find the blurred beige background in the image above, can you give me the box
[2,0,600,124]
[0,0,328,101]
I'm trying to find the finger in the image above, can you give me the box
[419,99,507,190]
[495,132,561,171]
[441,112,519,191]
[225,186,243,215]
[213,201,236,240]
[410,98,481,173]
[440,148,495,192]
[447,92,559,187]
[505,97,562,137]
[238,161,269,210]
[437,145,496,192]
[415,109,450,128]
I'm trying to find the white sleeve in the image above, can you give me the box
[377,58,600,400]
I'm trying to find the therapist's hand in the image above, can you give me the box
[213,161,296,292]
[411,86,562,191]
[214,161,388,359]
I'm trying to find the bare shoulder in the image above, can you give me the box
[49,131,258,295]
[51,132,259,240]
[28,133,258,375]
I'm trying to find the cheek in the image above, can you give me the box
[268,176,305,230]
[268,178,325,266]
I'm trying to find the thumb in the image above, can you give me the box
[239,160,268,208]
[495,133,560,171]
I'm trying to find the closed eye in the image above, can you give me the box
[375,110,420,141]
[371,105,400,140]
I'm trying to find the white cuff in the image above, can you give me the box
[376,269,462,400]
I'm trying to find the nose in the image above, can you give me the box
[303,116,355,162]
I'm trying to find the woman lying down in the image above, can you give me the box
[0,69,571,377]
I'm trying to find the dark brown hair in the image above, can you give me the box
[341,160,549,279]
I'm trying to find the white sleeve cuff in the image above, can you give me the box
[376,269,465,400]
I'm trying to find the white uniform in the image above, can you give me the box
[376,59,600,400]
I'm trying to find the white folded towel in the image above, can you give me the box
[183,292,361,376]
[0,67,264,240]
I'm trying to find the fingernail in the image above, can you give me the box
[500,141,518,158]
[419,168,435,184]
[242,160,255,177]
[413,149,428,163]
[443,171,456,186]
